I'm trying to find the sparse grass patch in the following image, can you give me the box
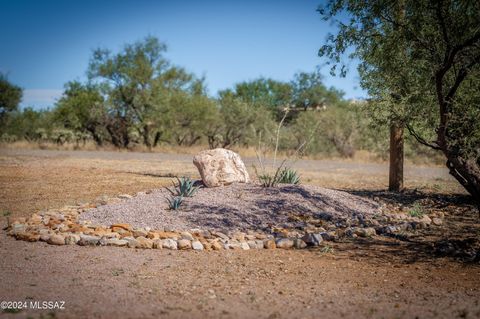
[408,203,425,218]
[278,167,300,185]
[166,196,183,210]
[320,245,334,254]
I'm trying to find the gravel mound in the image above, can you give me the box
[80,183,381,232]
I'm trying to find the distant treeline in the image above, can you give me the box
[0,37,433,159]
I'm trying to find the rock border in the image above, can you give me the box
[5,191,442,251]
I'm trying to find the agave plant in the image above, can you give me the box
[167,195,183,210]
[278,167,300,185]
[166,176,199,197]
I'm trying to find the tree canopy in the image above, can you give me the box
[318,0,480,201]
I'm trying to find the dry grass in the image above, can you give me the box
[1,141,445,166]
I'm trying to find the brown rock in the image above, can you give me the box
[157,231,179,239]
[263,239,276,249]
[136,236,153,249]
[15,232,40,242]
[47,234,66,245]
[111,223,132,231]
[177,239,192,250]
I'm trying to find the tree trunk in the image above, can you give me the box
[389,121,404,191]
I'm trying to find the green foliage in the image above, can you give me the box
[408,203,425,218]
[278,167,301,185]
[320,245,334,254]
[167,177,199,197]
[0,73,22,130]
[318,0,480,199]
[166,196,184,210]
[255,165,287,188]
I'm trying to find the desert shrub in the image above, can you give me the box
[278,167,300,184]
[0,133,17,143]
[166,177,199,197]
[166,196,183,210]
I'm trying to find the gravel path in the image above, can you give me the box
[80,183,380,232]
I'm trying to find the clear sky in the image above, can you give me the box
[0,0,365,109]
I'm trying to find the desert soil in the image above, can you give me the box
[0,148,479,319]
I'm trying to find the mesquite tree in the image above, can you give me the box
[318,0,480,203]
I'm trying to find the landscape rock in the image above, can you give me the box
[47,234,65,245]
[78,234,101,246]
[263,239,276,249]
[275,238,294,249]
[162,239,178,250]
[193,148,250,187]
[15,232,40,242]
[354,227,376,237]
[152,239,163,249]
[302,233,323,246]
[177,239,192,250]
[293,238,307,249]
[181,231,195,241]
[105,238,129,247]
[192,240,204,250]
[132,229,149,238]
[65,234,80,245]
[136,236,153,249]
[240,241,250,250]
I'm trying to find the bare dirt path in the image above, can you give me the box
[0,148,478,319]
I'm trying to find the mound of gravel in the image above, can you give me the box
[80,183,381,232]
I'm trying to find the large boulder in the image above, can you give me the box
[193,148,250,187]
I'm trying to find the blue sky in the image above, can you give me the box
[0,0,365,109]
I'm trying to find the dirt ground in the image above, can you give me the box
[0,148,479,319]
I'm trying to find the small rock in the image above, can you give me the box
[111,223,132,231]
[247,240,258,249]
[181,232,195,241]
[302,233,323,246]
[178,239,192,250]
[65,234,80,245]
[78,234,101,246]
[10,223,27,235]
[132,229,149,238]
[47,234,65,245]
[240,242,250,250]
[15,232,40,242]
[118,194,133,199]
[275,238,294,249]
[152,239,163,249]
[135,236,153,249]
[263,239,276,249]
[432,218,443,226]
[105,238,129,247]
[354,227,376,237]
[210,241,223,250]
[162,238,178,250]
[192,241,204,250]
[420,215,432,225]
[293,238,307,249]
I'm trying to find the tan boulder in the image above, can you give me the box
[193,148,250,187]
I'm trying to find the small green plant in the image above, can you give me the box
[278,167,300,185]
[167,196,183,210]
[254,161,286,188]
[408,203,425,218]
[166,176,199,197]
[2,210,11,217]
[320,245,334,254]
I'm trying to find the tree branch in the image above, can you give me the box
[406,124,441,150]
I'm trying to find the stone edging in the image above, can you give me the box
[5,192,442,251]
